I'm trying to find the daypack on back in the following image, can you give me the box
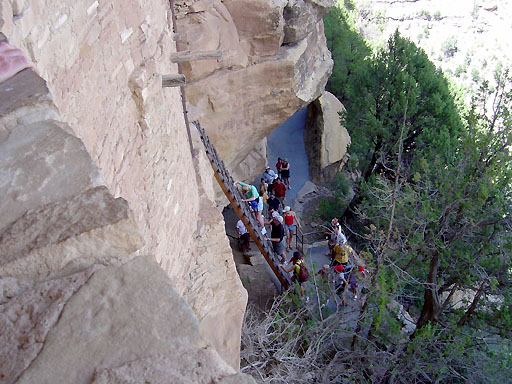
[297,260,309,283]
[334,244,349,264]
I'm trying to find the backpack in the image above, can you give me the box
[333,244,349,264]
[297,260,309,283]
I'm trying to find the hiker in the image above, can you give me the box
[282,206,301,252]
[332,243,353,267]
[236,219,250,252]
[316,264,330,278]
[356,266,370,305]
[276,157,283,179]
[235,180,264,228]
[259,178,269,216]
[267,191,281,218]
[281,251,308,296]
[262,166,277,190]
[265,212,286,262]
[281,158,291,189]
[333,264,348,307]
[330,217,341,232]
[327,223,347,257]
[273,177,287,207]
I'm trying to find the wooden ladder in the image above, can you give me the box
[192,121,292,290]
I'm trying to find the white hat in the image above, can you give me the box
[272,211,280,218]
[283,206,290,212]
[278,215,283,223]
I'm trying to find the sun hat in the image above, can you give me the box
[272,211,280,218]
[283,206,290,212]
[333,265,344,273]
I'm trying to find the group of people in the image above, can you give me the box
[235,157,300,254]
[319,217,368,306]
[234,161,369,303]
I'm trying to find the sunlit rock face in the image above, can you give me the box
[305,92,350,184]
[0,0,249,371]
[176,0,334,184]
[0,0,334,376]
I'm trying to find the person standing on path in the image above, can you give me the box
[266,191,281,218]
[280,159,291,189]
[273,177,287,207]
[280,251,308,297]
[333,264,348,307]
[282,206,301,252]
[265,212,286,262]
[262,166,277,192]
[236,219,250,252]
[276,157,283,179]
[235,180,265,228]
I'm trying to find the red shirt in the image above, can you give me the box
[274,182,286,198]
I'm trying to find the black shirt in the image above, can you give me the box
[267,196,280,211]
[270,221,284,241]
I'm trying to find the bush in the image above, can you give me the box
[441,36,458,57]
[314,173,352,221]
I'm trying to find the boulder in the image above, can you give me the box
[0,186,143,280]
[283,0,334,44]
[13,256,246,384]
[305,92,350,184]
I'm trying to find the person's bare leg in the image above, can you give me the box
[256,211,264,228]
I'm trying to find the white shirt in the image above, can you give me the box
[237,220,248,235]
[334,230,347,246]
[262,169,277,184]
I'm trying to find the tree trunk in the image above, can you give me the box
[457,280,486,326]
[416,252,441,329]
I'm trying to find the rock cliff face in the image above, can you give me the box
[305,92,350,184]
[175,0,334,183]
[0,0,333,379]
[0,68,253,383]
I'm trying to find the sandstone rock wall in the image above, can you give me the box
[176,0,334,183]
[0,67,254,383]
[0,0,249,370]
[305,92,350,184]
[0,0,335,374]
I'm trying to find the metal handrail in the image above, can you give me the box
[295,226,329,254]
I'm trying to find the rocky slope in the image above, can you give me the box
[353,0,512,91]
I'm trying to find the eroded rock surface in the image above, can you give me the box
[305,92,350,184]
[0,59,253,381]
[177,0,334,183]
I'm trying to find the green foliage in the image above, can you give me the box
[441,36,458,57]
[314,172,352,221]
[317,5,512,382]
[418,9,431,21]
[323,3,371,100]
[344,30,462,179]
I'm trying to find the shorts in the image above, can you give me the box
[272,239,285,255]
[257,198,263,212]
[251,198,263,212]
[281,169,290,178]
[284,223,295,231]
